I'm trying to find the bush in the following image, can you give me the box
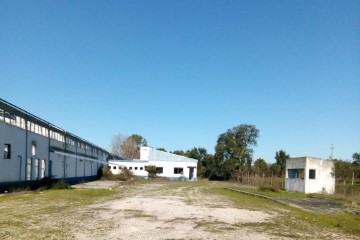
[37,178,71,190]
[117,168,135,181]
[258,185,280,192]
[50,180,70,190]
[101,166,116,180]
[101,165,135,181]
[146,165,157,179]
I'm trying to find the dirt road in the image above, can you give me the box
[1,181,357,240]
[69,181,356,240]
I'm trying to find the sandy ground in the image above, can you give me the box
[71,182,277,240]
[1,181,357,240]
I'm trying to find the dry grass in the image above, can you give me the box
[0,180,359,239]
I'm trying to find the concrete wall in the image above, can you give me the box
[305,158,335,194]
[285,157,306,193]
[285,157,335,194]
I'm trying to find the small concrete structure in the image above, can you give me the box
[109,147,198,181]
[285,157,335,194]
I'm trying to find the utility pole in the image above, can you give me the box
[330,144,335,160]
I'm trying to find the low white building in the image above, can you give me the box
[285,157,335,194]
[109,147,198,180]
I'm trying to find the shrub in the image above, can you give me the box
[101,165,135,181]
[258,185,280,192]
[50,180,70,190]
[146,165,157,179]
[101,166,116,180]
[117,168,135,181]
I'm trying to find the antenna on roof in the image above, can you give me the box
[330,144,335,160]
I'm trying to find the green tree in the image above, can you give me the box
[269,163,280,176]
[254,158,268,175]
[156,148,167,152]
[185,147,214,178]
[352,153,360,165]
[334,159,355,180]
[172,150,186,156]
[275,150,290,177]
[352,153,360,179]
[145,165,157,179]
[214,124,260,180]
[130,134,147,147]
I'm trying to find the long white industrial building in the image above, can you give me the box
[0,98,110,191]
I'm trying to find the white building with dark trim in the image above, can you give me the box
[109,147,198,180]
[0,98,110,191]
[285,157,335,194]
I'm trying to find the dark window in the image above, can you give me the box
[156,167,163,174]
[174,168,183,174]
[135,167,138,170]
[112,166,116,169]
[4,144,11,159]
[287,169,304,179]
[309,169,316,179]
[129,167,132,170]
[140,167,143,170]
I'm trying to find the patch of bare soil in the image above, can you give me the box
[277,197,345,214]
[72,183,276,240]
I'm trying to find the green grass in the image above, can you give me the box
[0,188,117,239]
[212,186,360,237]
[1,179,360,239]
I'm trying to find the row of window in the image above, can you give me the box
[0,108,104,155]
[110,166,184,175]
[112,166,145,171]
[3,143,41,159]
[26,158,46,180]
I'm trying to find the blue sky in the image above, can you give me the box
[1,0,359,162]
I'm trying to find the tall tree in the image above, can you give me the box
[130,134,147,147]
[352,153,360,179]
[275,150,290,177]
[110,133,147,159]
[156,148,167,152]
[214,124,259,179]
[352,152,360,165]
[111,133,127,158]
[185,147,213,178]
[334,159,355,180]
[254,158,268,175]
[172,150,186,156]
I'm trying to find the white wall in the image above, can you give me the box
[140,147,198,180]
[285,157,335,194]
[109,161,148,178]
[0,123,26,182]
[285,157,306,193]
[305,158,335,194]
[109,158,198,181]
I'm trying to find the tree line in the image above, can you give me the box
[110,124,360,181]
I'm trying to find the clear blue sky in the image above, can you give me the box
[1,0,359,163]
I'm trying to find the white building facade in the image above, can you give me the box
[109,147,198,180]
[285,157,335,194]
[0,98,109,192]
